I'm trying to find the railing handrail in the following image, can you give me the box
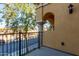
[0,31,38,35]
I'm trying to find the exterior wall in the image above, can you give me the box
[36,7,42,21]
[36,3,79,55]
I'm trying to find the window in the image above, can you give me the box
[43,20,53,31]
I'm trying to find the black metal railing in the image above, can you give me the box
[0,32,39,56]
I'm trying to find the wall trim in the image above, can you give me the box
[43,45,78,56]
[36,3,51,10]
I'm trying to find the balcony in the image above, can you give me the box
[0,30,75,56]
[0,32,39,56]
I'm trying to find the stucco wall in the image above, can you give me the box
[36,3,79,55]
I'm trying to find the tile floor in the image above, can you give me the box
[26,47,72,56]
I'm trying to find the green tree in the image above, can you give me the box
[1,3,36,33]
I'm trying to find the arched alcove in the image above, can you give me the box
[43,12,55,31]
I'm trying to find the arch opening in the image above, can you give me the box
[42,12,55,31]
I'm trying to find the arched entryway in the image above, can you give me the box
[42,12,55,31]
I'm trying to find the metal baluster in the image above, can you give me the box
[6,35,8,55]
[17,33,19,56]
[23,34,25,54]
[15,33,17,56]
[11,33,15,55]
[13,33,16,56]
[28,33,30,51]
[21,34,22,55]
[19,32,21,56]
[2,35,4,56]
[11,34,12,56]
[38,31,40,49]
[10,34,12,56]
[22,33,24,54]
[26,33,29,53]
[8,34,9,56]
[21,33,24,55]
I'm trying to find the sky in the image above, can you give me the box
[0,4,6,28]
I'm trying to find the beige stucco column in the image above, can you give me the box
[37,20,45,48]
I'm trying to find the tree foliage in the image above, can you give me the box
[1,3,36,33]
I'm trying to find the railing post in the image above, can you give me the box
[38,31,41,48]
[25,33,29,53]
[19,31,21,56]
[37,21,45,49]
[2,35,4,56]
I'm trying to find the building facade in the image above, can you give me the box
[36,3,79,55]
